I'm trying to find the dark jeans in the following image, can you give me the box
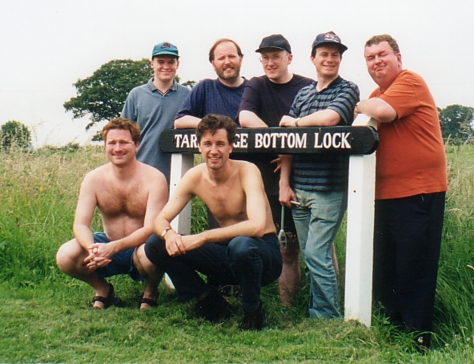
[145,234,283,311]
[373,192,446,333]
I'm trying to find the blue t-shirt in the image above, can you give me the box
[176,78,248,122]
[122,79,190,182]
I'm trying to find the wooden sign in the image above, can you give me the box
[160,126,378,155]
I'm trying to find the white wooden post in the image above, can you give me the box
[344,115,377,326]
[164,153,194,289]
[169,153,194,234]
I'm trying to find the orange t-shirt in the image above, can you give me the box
[370,70,448,200]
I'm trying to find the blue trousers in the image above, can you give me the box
[373,192,446,332]
[145,234,282,311]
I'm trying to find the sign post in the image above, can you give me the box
[160,116,377,326]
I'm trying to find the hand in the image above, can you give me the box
[279,184,297,209]
[271,155,282,173]
[279,115,297,127]
[165,231,187,257]
[84,246,112,270]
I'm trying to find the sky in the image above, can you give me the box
[1,0,473,146]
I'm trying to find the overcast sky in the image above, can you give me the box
[1,0,473,146]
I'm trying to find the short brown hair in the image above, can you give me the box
[209,38,243,63]
[101,117,141,144]
[196,114,237,145]
[365,34,400,54]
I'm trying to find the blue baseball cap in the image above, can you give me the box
[152,42,179,58]
[312,31,348,53]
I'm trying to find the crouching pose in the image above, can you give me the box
[145,114,282,330]
[56,118,168,309]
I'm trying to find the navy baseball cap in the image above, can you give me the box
[255,34,292,54]
[312,31,348,53]
[152,42,179,58]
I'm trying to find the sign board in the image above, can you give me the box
[160,126,378,155]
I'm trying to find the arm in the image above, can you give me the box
[356,98,397,123]
[239,110,269,128]
[278,155,296,208]
[154,170,196,256]
[280,109,341,127]
[174,115,201,129]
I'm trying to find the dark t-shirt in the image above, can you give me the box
[238,74,314,195]
[176,78,248,122]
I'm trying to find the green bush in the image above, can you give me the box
[1,120,32,150]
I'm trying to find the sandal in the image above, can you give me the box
[91,283,122,309]
[139,294,158,309]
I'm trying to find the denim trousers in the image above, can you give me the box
[292,188,347,319]
[373,192,446,332]
[145,233,282,311]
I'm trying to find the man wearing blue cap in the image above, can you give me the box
[122,42,190,183]
[279,31,359,319]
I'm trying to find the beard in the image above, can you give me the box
[216,66,240,82]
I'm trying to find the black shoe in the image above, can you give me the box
[195,288,231,323]
[240,301,264,331]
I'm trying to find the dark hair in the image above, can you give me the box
[196,114,237,145]
[101,117,141,144]
[365,34,400,54]
[209,38,243,63]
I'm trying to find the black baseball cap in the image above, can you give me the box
[255,34,292,54]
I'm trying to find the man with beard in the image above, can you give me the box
[174,38,247,128]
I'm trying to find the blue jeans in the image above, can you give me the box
[145,234,282,311]
[292,189,347,319]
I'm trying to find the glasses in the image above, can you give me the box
[259,54,283,65]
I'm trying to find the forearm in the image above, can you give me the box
[73,224,95,250]
[356,98,397,123]
[174,115,201,129]
[297,109,340,127]
[239,110,268,128]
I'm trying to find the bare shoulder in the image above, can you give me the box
[82,164,110,186]
[234,160,261,176]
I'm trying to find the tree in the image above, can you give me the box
[438,104,474,144]
[1,120,31,150]
[64,59,152,129]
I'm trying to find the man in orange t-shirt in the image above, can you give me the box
[355,34,447,349]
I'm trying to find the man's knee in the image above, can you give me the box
[56,239,83,273]
[227,236,255,262]
[134,244,161,277]
[144,234,167,265]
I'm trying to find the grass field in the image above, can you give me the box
[0,143,473,363]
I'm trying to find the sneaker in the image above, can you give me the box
[195,288,231,323]
[240,301,264,331]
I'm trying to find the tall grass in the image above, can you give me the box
[0,144,473,362]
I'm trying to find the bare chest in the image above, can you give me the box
[96,183,148,219]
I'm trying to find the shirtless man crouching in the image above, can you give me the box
[56,118,168,309]
[144,114,282,330]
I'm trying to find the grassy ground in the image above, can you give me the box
[0,144,473,363]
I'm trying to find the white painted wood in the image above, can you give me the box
[344,115,377,326]
[165,153,194,290]
[169,153,194,234]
